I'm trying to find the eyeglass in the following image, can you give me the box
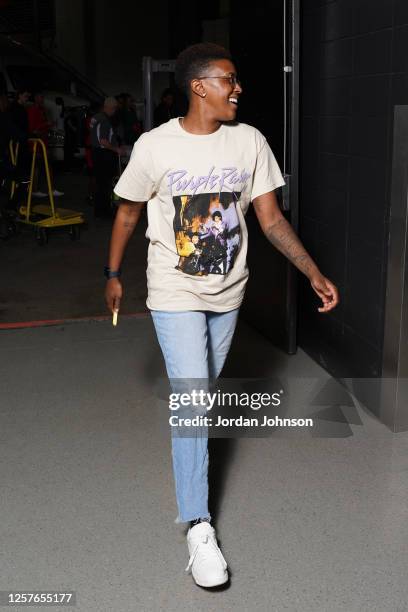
[197,74,241,87]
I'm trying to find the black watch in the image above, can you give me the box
[104,266,122,280]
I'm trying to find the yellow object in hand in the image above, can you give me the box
[112,310,118,326]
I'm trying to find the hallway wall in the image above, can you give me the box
[298,0,408,377]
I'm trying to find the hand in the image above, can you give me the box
[105,277,122,314]
[309,271,339,313]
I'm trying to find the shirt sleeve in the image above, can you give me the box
[250,138,286,201]
[113,134,156,202]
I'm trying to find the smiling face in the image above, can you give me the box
[190,59,242,122]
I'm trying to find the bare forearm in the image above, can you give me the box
[263,216,319,278]
[252,192,339,310]
[108,202,144,270]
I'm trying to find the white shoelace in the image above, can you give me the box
[185,533,228,572]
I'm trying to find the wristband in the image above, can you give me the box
[104,266,121,280]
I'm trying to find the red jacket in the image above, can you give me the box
[27,104,49,146]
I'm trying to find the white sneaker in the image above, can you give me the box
[185,521,228,587]
[32,191,48,197]
[53,189,64,196]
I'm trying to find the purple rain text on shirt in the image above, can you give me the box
[167,166,252,196]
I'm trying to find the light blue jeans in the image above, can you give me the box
[150,308,240,524]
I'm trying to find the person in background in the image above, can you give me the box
[90,96,125,218]
[7,91,30,179]
[84,101,100,205]
[63,106,79,172]
[0,94,25,176]
[27,91,64,197]
[117,92,141,145]
[27,91,51,147]
[112,94,125,144]
[153,87,178,127]
[10,90,30,137]
[0,93,29,221]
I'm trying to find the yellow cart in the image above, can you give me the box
[16,138,85,245]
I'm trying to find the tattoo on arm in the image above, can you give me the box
[119,202,143,237]
[264,217,317,277]
[122,218,137,237]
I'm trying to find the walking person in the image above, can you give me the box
[105,43,339,588]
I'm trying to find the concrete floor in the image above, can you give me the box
[2,316,408,612]
[1,168,148,324]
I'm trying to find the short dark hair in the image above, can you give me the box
[175,42,233,98]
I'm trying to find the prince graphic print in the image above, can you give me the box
[173,192,241,276]
[168,164,252,277]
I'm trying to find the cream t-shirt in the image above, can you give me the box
[113,117,285,312]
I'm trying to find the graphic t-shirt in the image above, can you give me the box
[113,117,285,312]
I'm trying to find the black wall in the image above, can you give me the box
[298,0,408,377]
[230,1,285,163]
[230,2,289,349]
